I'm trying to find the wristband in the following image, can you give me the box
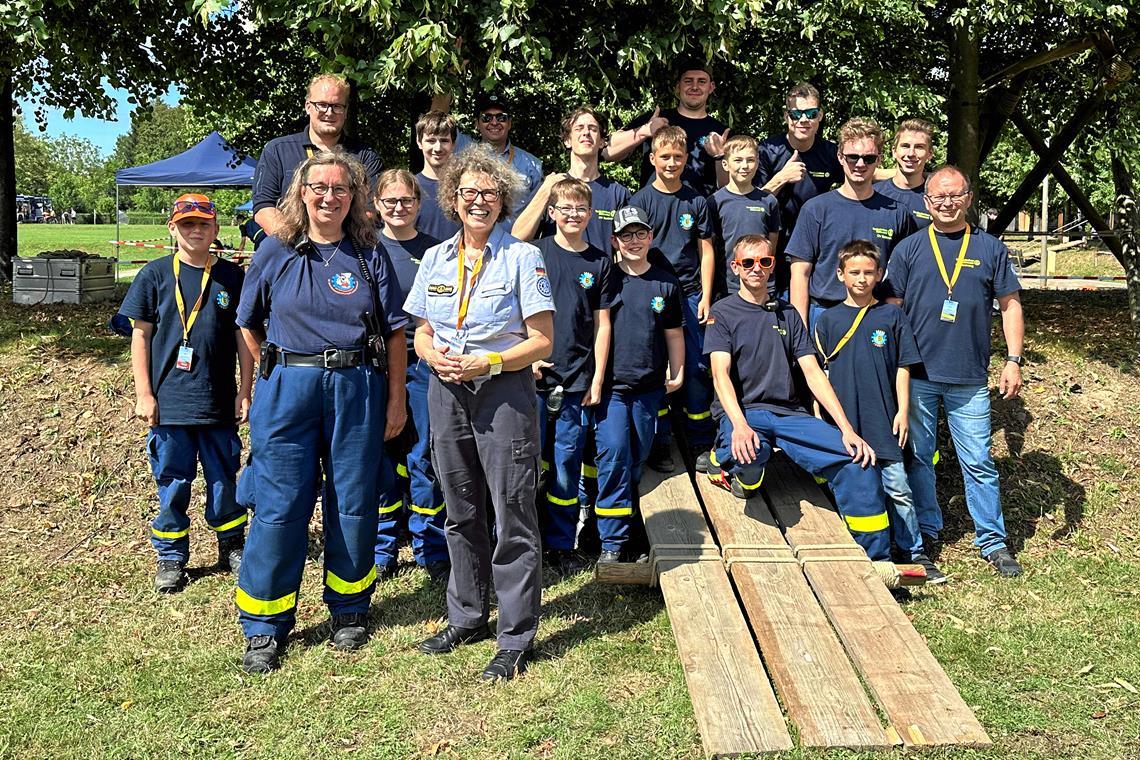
[487,352,504,376]
[1005,355,1022,366]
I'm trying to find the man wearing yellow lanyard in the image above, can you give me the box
[119,194,255,593]
[885,166,1025,578]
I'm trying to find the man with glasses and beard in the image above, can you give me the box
[786,117,916,331]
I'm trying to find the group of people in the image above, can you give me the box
[120,62,1026,680]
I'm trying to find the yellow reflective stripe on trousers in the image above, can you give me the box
[410,503,445,516]
[738,471,765,491]
[236,586,297,616]
[932,450,941,466]
[380,499,403,514]
[395,463,408,478]
[540,459,550,471]
[209,513,248,532]
[685,409,711,421]
[581,463,597,478]
[844,512,890,533]
[325,565,378,595]
[151,526,190,539]
[546,493,578,507]
[656,407,668,418]
[595,506,633,516]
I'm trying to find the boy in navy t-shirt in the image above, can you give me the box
[120,193,253,593]
[593,206,684,563]
[703,234,891,562]
[629,126,716,468]
[532,178,617,572]
[813,241,944,582]
[708,134,780,297]
[414,110,462,242]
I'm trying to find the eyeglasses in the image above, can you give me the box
[553,205,590,217]
[479,112,511,123]
[925,191,971,206]
[787,107,821,121]
[171,200,215,215]
[379,196,417,209]
[842,153,880,166]
[736,256,775,270]
[308,100,347,115]
[305,183,351,198]
[457,187,502,203]
[616,229,650,242]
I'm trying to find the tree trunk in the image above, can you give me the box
[1110,150,1140,347]
[0,73,16,281]
[947,19,981,185]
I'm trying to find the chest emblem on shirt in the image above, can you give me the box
[772,324,787,336]
[578,271,595,289]
[678,213,695,231]
[537,277,552,298]
[427,283,456,296]
[328,272,359,295]
[872,226,895,240]
[650,296,665,313]
[871,329,887,348]
[215,290,231,309]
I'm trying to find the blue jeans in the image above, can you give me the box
[906,379,1007,556]
[595,387,663,552]
[655,292,713,449]
[881,459,923,560]
[537,388,587,551]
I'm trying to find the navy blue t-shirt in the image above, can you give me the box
[813,301,921,461]
[708,186,781,294]
[885,225,1021,385]
[535,237,619,393]
[704,295,814,418]
[415,172,462,242]
[628,183,711,296]
[873,178,932,229]
[607,264,684,393]
[755,134,843,237]
[251,130,383,214]
[536,175,632,256]
[237,236,409,353]
[119,255,245,426]
[786,190,917,302]
[380,231,441,358]
[626,109,728,197]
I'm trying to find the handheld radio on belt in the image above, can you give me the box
[349,238,390,371]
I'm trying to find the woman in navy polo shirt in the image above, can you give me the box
[234,151,408,673]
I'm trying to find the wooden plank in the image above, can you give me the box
[594,560,655,585]
[693,471,894,750]
[638,456,793,756]
[764,456,992,748]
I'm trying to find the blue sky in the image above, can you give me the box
[19,83,181,156]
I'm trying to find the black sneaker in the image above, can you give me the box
[481,648,531,682]
[545,549,588,576]
[424,560,451,585]
[218,536,244,575]
[983,548,1023,578]
[912,553,947,584]
[646,440,675,473]
[889,587,913,603]
[596,549,622,564]
[330,613,369,651]
[922,533,941,559]
[694,449,714,474]
[154,560,187,594]
[242,635,281,673]
[708,470,748,500]
[418,624,492,654]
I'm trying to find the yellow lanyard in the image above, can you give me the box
[928,224,972,298]
[304,145,315,159]
[814,302,872,364]
[172,254,214,344]
[455,241,486,331]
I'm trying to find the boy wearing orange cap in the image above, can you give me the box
[119,193,254,593]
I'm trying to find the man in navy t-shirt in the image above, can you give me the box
[414,110,462,242]
[873,118,936,229]
[702,234,890,561]
[787,117,916,331]
[885,165,1025,578]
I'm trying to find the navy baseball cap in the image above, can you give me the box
[612,206,652,233]
[475,93,511,114]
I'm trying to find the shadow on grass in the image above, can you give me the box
[1021,289,1136,373]
[0,284,131,365]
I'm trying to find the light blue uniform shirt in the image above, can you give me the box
[455,133,543,223]
[404,226,555,355]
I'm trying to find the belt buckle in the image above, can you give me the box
[322,348,339,368]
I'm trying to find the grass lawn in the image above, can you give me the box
[0,281,1136,758]
[1005,240,1127,280]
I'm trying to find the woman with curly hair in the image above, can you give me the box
[405,145,554,681]
[234,150,408,673]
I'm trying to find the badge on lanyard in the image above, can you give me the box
[176,343,194,371]
[929,225,970,327]
[172,254,213,371]
[940,299,959,323]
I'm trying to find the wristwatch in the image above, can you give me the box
[1005,355,1022,366]
[487,352,504,376]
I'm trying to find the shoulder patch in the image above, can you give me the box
[537,276,552,298]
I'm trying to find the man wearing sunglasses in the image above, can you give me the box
[252,73,383,238]
[755,82,845,294]
[786,117,916,331]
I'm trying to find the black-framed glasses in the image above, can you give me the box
[842,153,880,165]
[379,196,417,209]
[736,256,775,270]
[457,187,502,203]
[787,107,821,120]
[616,229,650,242]
[553,205,589,217]
[305,183,351,198]
[925,191,971,206]
[307,100,347,115]
[479,112,511,123]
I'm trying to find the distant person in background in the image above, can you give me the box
[236,213,266,252]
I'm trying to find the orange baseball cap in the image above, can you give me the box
[170,193,216,222]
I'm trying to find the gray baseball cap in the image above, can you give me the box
[612,205,652,233]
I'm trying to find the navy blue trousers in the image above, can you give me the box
[594,387,663,552]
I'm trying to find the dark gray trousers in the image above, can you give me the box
[428,369,542,650]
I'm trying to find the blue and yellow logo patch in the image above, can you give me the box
[871,329,887,348]
[578,271,595,289]
[650,296,665,313]
[215,290,230,309]
[678,213,695,231]
[328,272,359,295]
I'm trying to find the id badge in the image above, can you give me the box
[176,344,194,371]
[940,299,959,323]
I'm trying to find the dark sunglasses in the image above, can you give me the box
[842,153,880,165]
[479,112,511,123]
[171,200,215,215]
[736,256,775,270]
[787,107,821,120]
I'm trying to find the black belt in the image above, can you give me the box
[277,347,370,369]
[810,296,843,308]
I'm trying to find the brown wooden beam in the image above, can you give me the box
[978,75,1027,166]
[981,34,1100,88]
